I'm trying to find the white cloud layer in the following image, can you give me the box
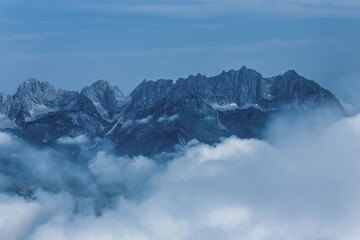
[1,113,360,239]
[0,132,12,145]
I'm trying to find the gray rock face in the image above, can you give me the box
[0,93,12,115]
[81,80,126,120]
[9,79,60,121]
[129,67,343,113]
[0,93,14,128]
[109,67,344,156]
[0,67,346,156]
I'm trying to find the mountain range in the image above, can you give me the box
[0,67,345,156]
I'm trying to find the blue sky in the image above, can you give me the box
[0,0,359,110]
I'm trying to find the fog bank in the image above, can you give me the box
[1,114,360,239]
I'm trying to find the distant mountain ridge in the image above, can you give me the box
[0,67,345,156]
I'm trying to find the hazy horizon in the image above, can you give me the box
[1,0,360,112]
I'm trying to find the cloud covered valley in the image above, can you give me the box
[1,112,360,240]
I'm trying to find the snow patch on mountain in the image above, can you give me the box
[57,135,89,145]
[212,103,239,111]
[158,114,179,123]
[136,116,152,124]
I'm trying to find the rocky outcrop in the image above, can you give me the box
[0,67,346,155]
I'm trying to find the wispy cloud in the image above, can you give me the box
[2,0,359,18]
[64,0,360,18]
[0,18,20,23]
[0,33,44,42]
[39,19,70,24]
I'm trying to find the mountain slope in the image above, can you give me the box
[0,67,345,156]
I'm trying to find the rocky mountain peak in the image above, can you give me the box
[15,78,58,101]
[238,66,262,79]
[283,69,300,79]
[81,80,127,119]
[0,68,346,156]
[88,79,113,91]
[130,79,173,102]
[82,80,125,102]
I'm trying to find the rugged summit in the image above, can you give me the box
[0,67,345,156]
[81,80,127,120]
[129,67,342,112]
